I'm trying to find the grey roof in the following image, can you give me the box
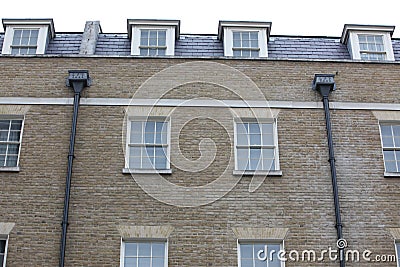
[0,32,400,61]
[46,33,82,55]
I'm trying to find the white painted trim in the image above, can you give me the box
[120,239,168,267]
[223,27,268,57]
[2,97,400,111]
[1,25,51,55]
[0,236,8,267]
[347,31,394,61]
[130,26,175,56]
[395,242,400,267]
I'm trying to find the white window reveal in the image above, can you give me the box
[121,240,167,267]
[380,124,400,174]
[1,19,55,55]
[0,238,8,267]
[0,119,23,169]
[396,242,400,267]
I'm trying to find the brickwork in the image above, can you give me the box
[0,57,399,266]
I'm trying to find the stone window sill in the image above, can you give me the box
[233,170,282,176]
[122,168,172,174]
[0,167,20,172]
[384,172,400,178]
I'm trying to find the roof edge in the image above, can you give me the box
[341,24,396,44]
[127,19,180,39]
[2,18,55,38]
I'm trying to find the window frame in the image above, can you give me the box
[233,118,281,176]
[0,116,24,172]
[357,34,386,61]
[1,19,54,55]
[232,30,261,58]
[120,238,168,267]
[0,236,9,267]
[237,239,285,267]
[124,117,171,174]
[139,29,167,56]
[379,122,400,177]
[396,242,400,267]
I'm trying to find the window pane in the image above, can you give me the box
[125,243,137,257]
[6,155,18,167]
[385,160,397,173]
[396,243,400,266]
[0,156,5,166]
[0,144,6,154]
[152,257,164,267]
[155,154,167,169]
[157,49,166,56]
[262,134,273,146]
[241,259,253,267]
[129,156,141,169]
[11,120,22,130]
[237,158,248,170]
[152,242,165,257]
[0,120,10,130]
[124,257,137,267]
[9,131,21,142]
[138,257,151,267]
[149,48,157,56]
[241,244,253,258]
[249,124,261,134]
[237,123,248,134]
[242,50,250,57]
[138,243,151,257]
[249,134,261,145]
[233,50,241,57]
[145,133,155,144]
[0,131,8,141]
[263,159,274,171]
[392,126,400,137]
[237,134,248,146]
[140,48,148,56]
[384,150,395,161]
[0,240,5,253]
[8,144,19,155]
[382,136,394,147]
[262,124,273,134]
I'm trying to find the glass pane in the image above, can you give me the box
[130,147,141,157]
[9,131,21,142]
[0,120,10,130]
[242,50,250,57]
[255,258,267,267]
[250,32,258,40]
[6,156,18,167]
[392,126,400,137]
[384,150,395,161]
[11,120,22,130]
[263,159,274,171]
[131,132,142,144]
[140,48,148,56]
[125,243,138,257]
[129,157,141,169]
[262,134,273,146]
[0,156,5,166]
[261,124,273,134]
[8,144,19,155]
[0,240,5,253]
[385,160,397,173]
[138,243,151,257]
[237,134,248,146]
[240,244,253,258]
[19,48,28,54]
[241,259,253,267]
[0,131,8,141]
[233,50,241,57]
[152,242,165,257]
[396,243,400,266]
[237,148,249,159]
[233,32,240,40]
[237,123,248,134]
[13,30,22,45]
[262,149,274,159]
[149,37,157,46]
[237,158,248,170]
[145,133,155,144]
[124,257,137,267]
[249,124,260,134]
[152,257,164,267]
[131,122,143,132]
[233,38,240,47]
[157,49,166,56]
[382,136,394,147]
[149,49,157,56]
[144,121,155,133]
[249,134,261,146]
[0,257,3,267]
[0,144,6,154]
[138,257,151,267]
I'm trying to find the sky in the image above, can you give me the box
[0,0,399,37]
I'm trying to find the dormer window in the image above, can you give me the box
[127,19,180,56]
[1,19,55,55]
[218,21,271,58]
[341,24,395,61]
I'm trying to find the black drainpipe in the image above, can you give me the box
[312,74,345,267]
[60,70,91,267]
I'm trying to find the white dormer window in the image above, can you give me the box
[1,19,55,55]
[218,21,271,58]
[127,19,180,56]
[341,24,395,61]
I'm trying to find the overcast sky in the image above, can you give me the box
[1,0,399,37]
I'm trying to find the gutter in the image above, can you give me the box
[312,74,346,267]
[60,70,91,267]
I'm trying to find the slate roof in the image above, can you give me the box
[1,32,400,61]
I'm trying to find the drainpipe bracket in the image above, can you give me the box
[66,70,91,93]
[312,74,336,96]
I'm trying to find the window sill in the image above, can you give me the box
[0,166,20,172]
[233,170,282,176]
[384,172,400,178]
[122,168,172,174]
